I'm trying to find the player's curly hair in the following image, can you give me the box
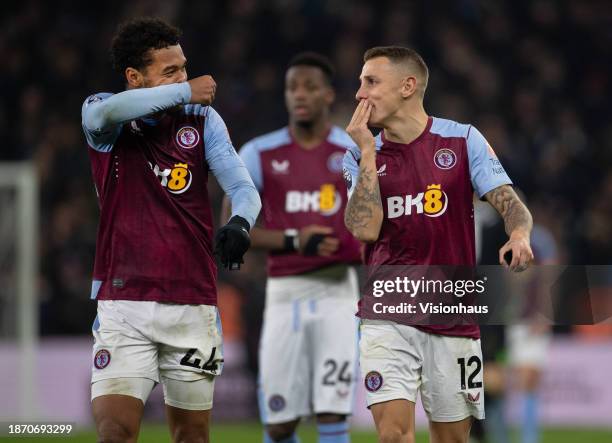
[287,52,335,85]
[110,17,182,73]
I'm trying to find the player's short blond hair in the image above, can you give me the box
[364,46,429,97]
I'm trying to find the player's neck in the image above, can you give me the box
[383,105,429,145]
[289,119,330,150]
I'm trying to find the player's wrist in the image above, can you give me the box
[214,216,251,271]
[179,81,192,104]
[360,151,377,172]
[228,215,250,232]
[360,148,377,162]
[510,228,530,241]
[283,229,299,252]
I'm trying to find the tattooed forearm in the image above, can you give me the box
[345,155,383,242]
[484,185,533,236]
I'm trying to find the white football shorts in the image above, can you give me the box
[91,300,223,410]
[507,324,551,368]
[360,322,485,422]
[258,267,359,424]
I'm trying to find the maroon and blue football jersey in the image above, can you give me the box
[240,127,362,276]
[83,87,258,306]
[343,117,512,338]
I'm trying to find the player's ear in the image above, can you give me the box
[125,67,144,88]
[401,76,417,99]
[324,86,335,106]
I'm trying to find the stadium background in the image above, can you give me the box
[0,0,610,441]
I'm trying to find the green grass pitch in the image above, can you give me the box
[2,422,612,442]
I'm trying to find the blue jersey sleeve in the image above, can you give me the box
[81,82,192,152]
[342,146,361,198]
[466,126,513,198]
[81,93,122,152]
[204,107,261,228]
[203,107,241,173]
[238,141,263,192]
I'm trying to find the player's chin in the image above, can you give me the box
[294,116,315,127]
[367,117,383,128]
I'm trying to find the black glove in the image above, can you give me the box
[303,233,327,256]
[214,216,251,270]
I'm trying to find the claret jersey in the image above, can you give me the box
[343,117,512,338]
[240,126,362,276]
[82,86,258,306]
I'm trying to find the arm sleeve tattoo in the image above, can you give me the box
[344,155,383,241]
[484,185,533,236]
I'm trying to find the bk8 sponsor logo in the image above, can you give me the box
[387,184,448,219]
[285,184,342,216]
[149,162,192,194]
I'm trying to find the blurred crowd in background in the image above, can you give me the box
[0,0,610,360]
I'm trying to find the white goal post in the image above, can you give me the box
[0,162,38,419]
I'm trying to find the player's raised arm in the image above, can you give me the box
[344,100,383,243]
[82,75,217,135]
[204,107,261,269]
[82,83,188,134]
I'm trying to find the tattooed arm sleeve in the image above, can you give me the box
[343,149,383,243]
[484,185,533,237]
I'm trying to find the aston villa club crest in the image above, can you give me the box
[176,126,200,149]
[94,349,111,369]
[268,394,286,412]
[327,152,344,173]
[364,371,383,392]
[434,148,457,170]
